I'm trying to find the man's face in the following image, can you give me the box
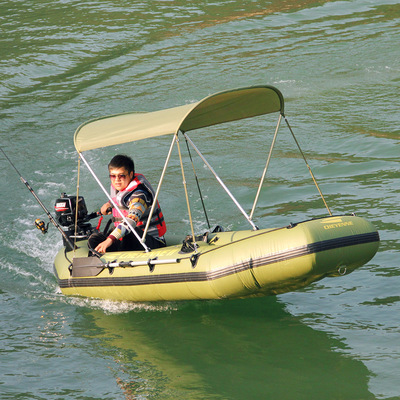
[109,167,133,191]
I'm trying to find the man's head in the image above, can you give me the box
[108,154,135,174]
[108,154,135,191]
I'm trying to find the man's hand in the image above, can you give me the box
[95,237,113,253]
[100,202,112,215]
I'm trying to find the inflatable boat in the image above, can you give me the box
[52,85,379,301]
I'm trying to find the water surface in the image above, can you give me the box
[1,0,399,398]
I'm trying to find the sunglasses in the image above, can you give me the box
[109,174,127,180]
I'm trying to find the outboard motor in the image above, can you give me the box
[54,193,95,246]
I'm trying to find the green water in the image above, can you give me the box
[1,0,399,398]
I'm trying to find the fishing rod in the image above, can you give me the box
[0,146,76,250]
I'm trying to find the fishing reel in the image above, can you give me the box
[35,219,49,234]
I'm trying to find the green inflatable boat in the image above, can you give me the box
[52,85,379,302]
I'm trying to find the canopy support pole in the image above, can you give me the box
[284,117,332,216]
[184,133,258,231]
[176,135,198,250]
[250,113,282,220]
[142,134,176,240]
[184,134,211,230]
[79,153,151,252]
[73,156,83,253]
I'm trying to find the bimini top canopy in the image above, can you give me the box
[74,85,284,153]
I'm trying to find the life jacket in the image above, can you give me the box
[111,173,166,238]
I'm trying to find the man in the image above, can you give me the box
[88,154,167,253]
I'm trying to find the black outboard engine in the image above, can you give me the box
[54,193,95,246]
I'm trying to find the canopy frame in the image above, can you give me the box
[183,132,259,231]
[74,85,332,253]
[73,85,285,152]
[250,113,282,220]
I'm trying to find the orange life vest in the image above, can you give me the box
[111,173,166,238]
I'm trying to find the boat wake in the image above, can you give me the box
[63,296,181,314]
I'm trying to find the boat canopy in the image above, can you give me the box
[74,85,284,153]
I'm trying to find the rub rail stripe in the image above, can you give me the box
[58,231,379,289]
